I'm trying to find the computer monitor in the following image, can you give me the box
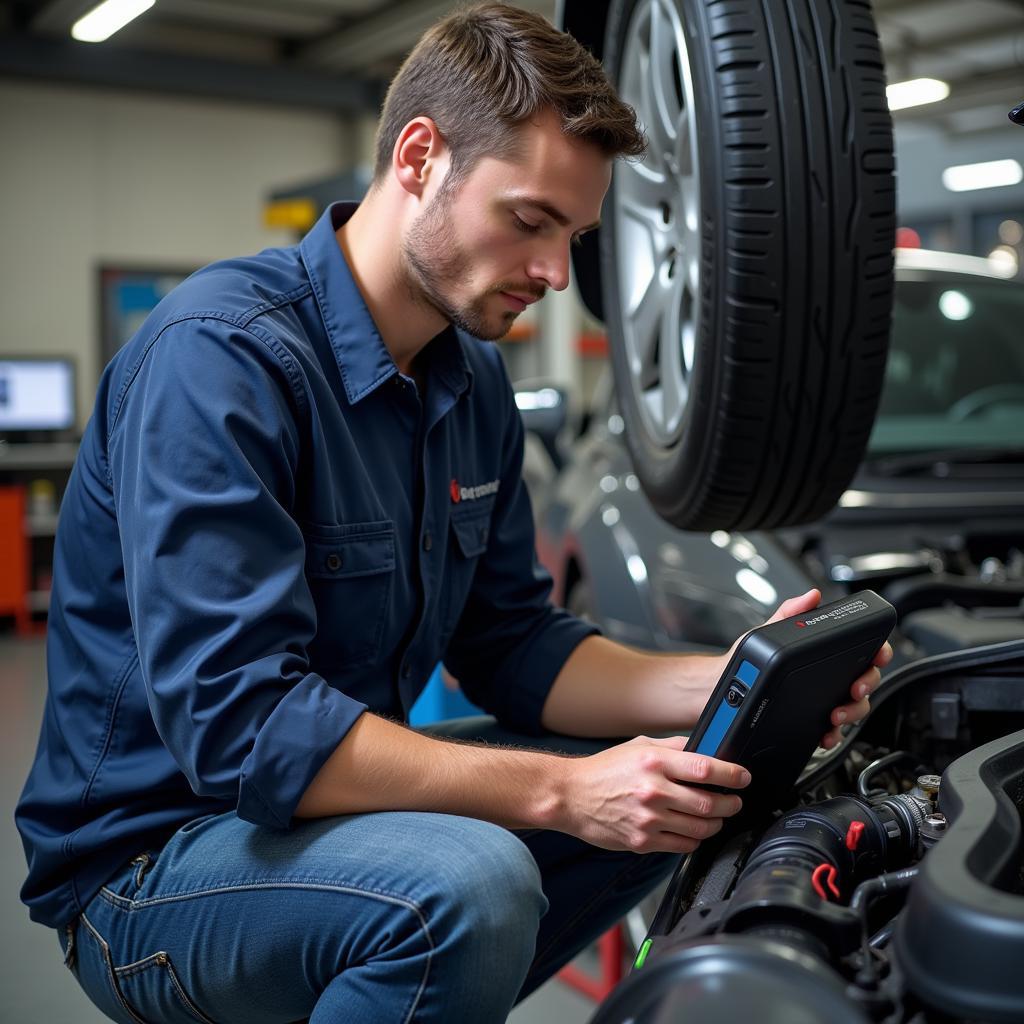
[0,358,76,434]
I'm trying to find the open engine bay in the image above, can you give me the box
[592,639,1024,1024]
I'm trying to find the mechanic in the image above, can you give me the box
[16,5,890,1023]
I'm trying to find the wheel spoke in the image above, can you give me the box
[614,0,703,448]
[637,51,671,161]
[675,87,694,176]
[643,8,677,159]
[659,274,687,432]
[649,2,681,149]
[617,163,675,271]
[683,229,701,296]
[627,270,668,378]
[618,157,671,219]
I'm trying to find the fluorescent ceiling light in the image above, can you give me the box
[942,159,1024,193]
[72,0,155,43]
[886,78,950,111]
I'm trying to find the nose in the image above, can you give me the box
[526,239,572,293]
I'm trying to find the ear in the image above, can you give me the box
[392,117,448,199]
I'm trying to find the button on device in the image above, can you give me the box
[725,681,748,707]
[325,552,342,572]
[422,531,433,552]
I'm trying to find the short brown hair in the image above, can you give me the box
[372,2,645,187]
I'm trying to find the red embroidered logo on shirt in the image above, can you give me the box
[450,478,500,503]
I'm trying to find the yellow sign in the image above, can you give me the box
[263,198,317,232]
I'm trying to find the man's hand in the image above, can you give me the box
[559,735,750,854]
[731,589,894,750]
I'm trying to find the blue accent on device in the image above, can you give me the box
[736,660,760,686]
[694,700,740,756]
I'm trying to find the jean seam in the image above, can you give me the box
[163,957,217,1024]
[99,877,430,912]
[96,879,436,1021]
[100,888,133,909]
[116,952,167,977]
[532,857,659,967]
[112,951,217,1023]
[78,912,149,1024]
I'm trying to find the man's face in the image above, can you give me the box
[401,109,612,340]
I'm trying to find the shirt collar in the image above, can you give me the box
[299,201,472,405]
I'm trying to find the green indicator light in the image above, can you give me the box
[634,938,653,969]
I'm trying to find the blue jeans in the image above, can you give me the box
[57,719,674,1023]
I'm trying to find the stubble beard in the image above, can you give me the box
[401,189,520,341]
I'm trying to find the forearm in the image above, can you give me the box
[295,711,567,827]
[540,635,724,738]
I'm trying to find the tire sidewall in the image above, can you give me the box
[598,0,895,531]
[601,0,724,514]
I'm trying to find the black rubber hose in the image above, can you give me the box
[856,750,916,799]
[850,867,919,916]
[851,867,919,985]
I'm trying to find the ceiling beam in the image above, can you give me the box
[882,21,1024,61]
[299,0,556,73]
[0,31,383,112]
[874,0,952,14]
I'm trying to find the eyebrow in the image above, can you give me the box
[512,195,601,233]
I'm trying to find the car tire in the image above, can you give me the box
[601,0,895,530]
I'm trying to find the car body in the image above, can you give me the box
[516,247,1024,1023]
[526,250,1024,666]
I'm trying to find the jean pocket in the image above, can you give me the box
[115,952,217,1024]
[71,913,150,1024]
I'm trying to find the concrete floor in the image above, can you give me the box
[0,633,598,1023]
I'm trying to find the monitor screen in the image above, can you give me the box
[0,359,75,432]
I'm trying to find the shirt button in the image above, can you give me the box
[325,552,342,572]
[422,531,433,552]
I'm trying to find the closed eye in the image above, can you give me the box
[515,212,591,247]
[512,214,541,234]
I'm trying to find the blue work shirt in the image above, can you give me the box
[16,201,597,929]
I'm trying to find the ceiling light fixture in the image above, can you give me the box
[886,78,950,111]
[71,0,155,43]
[942,159,1024,193]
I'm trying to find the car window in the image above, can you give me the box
[869,274,1024,454]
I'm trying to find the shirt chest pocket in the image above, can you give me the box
[441,497,495,639]
[303,520,395,670]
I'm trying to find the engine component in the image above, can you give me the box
[590,936,872,1024]
[893,728,1024,1022]
[644,792,924,969]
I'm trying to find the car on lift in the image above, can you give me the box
[521,1,1024,1019]
[526,249,1024,665]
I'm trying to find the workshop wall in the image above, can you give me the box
[0,80,351,431]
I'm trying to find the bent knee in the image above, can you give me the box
[418,817,546,931]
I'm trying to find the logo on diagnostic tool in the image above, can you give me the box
[797,599,869,629]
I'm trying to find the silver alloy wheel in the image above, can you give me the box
[614,0,702,447]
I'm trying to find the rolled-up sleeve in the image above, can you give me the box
[443,363,599,734]
[108,317,365,828]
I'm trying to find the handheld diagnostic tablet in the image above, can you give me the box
[685,590,896,811]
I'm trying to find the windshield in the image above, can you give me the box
[868,272,1024,455]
